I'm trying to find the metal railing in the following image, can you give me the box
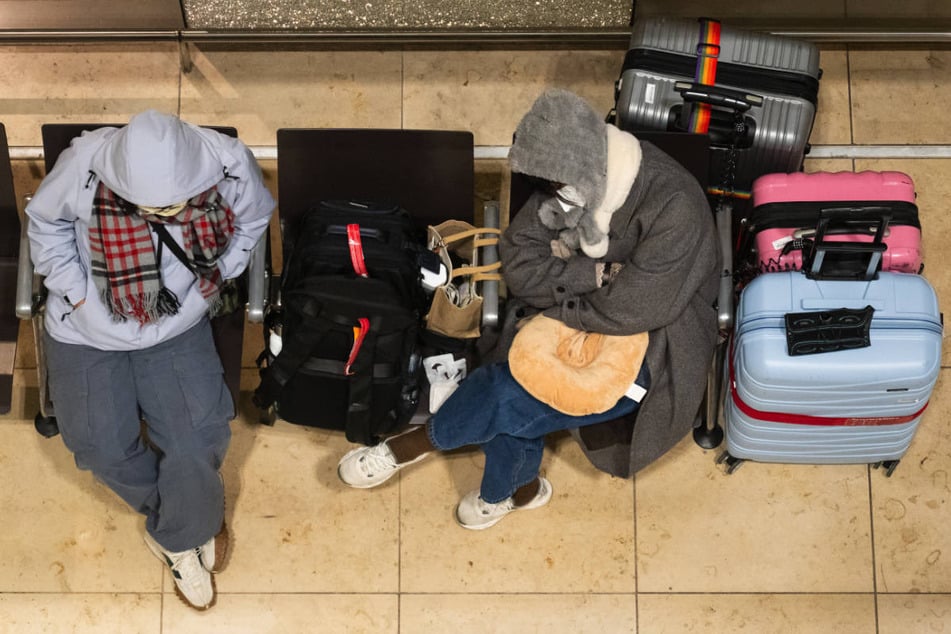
[0,25,949,46]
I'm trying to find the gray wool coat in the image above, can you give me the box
[497,142,720,477]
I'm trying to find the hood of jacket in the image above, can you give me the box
[508,89,607,212]
[90,109,225,207]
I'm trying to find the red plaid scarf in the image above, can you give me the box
[89,182,235,324]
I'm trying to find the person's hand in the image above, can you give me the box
[550,239,573,260]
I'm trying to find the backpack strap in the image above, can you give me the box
[253,300,391,445]
[253,295,334,409]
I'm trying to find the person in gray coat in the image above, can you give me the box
[337,89,719,528]
[27,110,275,609]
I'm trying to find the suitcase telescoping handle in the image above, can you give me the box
[674,81,764,113]
[673,81,761,146]
[805,207,891,281]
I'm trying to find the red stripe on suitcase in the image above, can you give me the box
[729,344,929,426]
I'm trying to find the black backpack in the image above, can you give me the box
[253,200,427,445]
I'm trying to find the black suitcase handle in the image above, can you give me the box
[319,199,402,215]
[784,305,874,356]
[671,81,760,147]
[805,207,891,281]
[674,81,764,113]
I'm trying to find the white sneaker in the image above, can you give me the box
[337,430,430,489]
[198,522,230,574]
[144,533,216,610]
[455,477,553,530]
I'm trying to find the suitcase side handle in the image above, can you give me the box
[805,207,891,281]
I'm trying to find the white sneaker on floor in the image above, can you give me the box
[337,430,430,489]
[144,533,216,610]
[455,477,553,530]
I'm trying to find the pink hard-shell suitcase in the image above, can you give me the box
[747,171,921,274]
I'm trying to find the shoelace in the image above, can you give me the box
[476,497,515,516]
[166,548,208,589]
[358,444,400,477]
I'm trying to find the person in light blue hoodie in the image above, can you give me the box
[27,110,274,611]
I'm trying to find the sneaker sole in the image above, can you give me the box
[455,477,553,531]
[207,521,230,574]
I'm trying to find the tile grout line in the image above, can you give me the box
[157,564,165,633]
[846,44,855,148]
[1,588,937,593]
[397,473,403,634]
[632,473,639,634]
[846,43,857,175]
[867,464,881,634]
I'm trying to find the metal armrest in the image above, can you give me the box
[246,230,268,324]
[481,200,501,329]
[697,199,736,447]
[16,197,35,320]
[715,201,734,332]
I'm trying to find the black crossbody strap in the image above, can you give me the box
[151,222,196,273]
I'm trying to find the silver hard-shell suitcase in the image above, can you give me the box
[614,18,821,193]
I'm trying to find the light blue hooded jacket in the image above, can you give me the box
[27,110,275,351]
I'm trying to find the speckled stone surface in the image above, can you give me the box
[181,0,632,30]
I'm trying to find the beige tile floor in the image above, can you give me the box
[3,43,951,634]
[6,341,951,634]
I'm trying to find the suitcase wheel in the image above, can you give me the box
[716,451,744,475]
[34,413,60,439]
[873,460,900,477]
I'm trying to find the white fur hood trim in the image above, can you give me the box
[579,126,642,258]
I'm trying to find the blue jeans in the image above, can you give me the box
[428,361,648,503]
[44,318,233,551]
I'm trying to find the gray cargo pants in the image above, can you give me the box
[44,317,233,552]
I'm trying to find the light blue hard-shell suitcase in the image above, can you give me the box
[721,269,943,475]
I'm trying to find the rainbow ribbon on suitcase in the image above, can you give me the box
[688,18,721,134]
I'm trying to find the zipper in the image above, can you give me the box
[738,315,942,337]
[748,201,920,232]
[623,49,819,105]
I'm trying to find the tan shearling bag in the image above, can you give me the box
[508,314,648,415]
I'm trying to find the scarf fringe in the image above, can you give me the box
[101,288,181,325]
[206,291,224,318]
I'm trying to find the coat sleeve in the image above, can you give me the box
[547,189,716,336]
[499,192,601,309]
[215,142,276,281]
[26,148,89,305]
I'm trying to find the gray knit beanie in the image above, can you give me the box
[508,89,608,211]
